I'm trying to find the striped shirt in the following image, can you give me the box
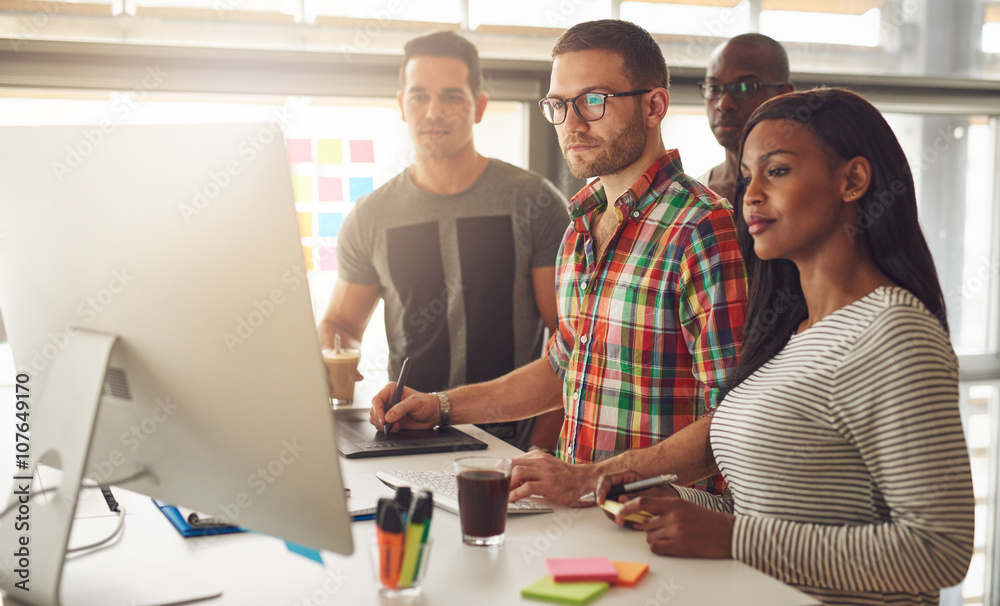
[676,287,974,605]
[546,151,747,483]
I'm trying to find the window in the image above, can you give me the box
[0,90,525,386]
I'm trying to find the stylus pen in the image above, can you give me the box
[578,474,678,504]
[383,357,411,434]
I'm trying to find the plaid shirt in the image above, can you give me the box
[547,151,746,491]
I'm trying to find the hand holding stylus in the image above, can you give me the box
[383,357,411,434]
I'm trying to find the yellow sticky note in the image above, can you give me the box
[599,500,653,524]
[318,139,342,164]
[291,176,313,202]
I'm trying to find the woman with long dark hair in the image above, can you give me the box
[602,88,973,605]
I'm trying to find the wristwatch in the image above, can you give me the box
[433,391,451,427]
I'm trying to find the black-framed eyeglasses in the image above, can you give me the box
[698,81,786,101]
[538,90,651,125]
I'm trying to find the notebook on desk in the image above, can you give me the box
[335,407,488,458]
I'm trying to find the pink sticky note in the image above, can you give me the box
[349,139,375,163]
[286,139,313,163]
[318,177,343,202]
[318,246,338,271]
[546,557,619,583]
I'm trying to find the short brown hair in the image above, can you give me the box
[552,20,669,90]
[400,31,482,95]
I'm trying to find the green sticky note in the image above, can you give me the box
[521,576,609,605]
[291,176,312,202]
[318,139,342,164]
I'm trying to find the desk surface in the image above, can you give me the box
[0,393,819,606]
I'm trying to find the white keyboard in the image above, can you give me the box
[376,470,552,515]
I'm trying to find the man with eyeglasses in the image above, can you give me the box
[370,21,747,505]
[698,33,793,203]
[322,31,570,451]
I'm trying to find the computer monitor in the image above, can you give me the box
[0,123,353,605]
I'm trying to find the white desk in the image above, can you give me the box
[0,396,819,606]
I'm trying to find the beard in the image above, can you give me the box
[561,109,647,179]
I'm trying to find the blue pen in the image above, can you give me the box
[383,357,411,433]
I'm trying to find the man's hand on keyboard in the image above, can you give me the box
[370,385,439,432]
[508,450,600,507]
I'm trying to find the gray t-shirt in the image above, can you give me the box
[338,158,570,394]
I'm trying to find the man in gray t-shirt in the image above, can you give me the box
[317,31,569,450]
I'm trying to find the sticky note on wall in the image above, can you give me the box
[298,212,313,237]
[303,246,313,271]
[318,139,342,164]
[349,139,375,162]
[318,177,343,202]
[317,213,343,237]
[287,139,312,163]
[291,176,313,202]
[349,177,373,201]
[318,246,337,271]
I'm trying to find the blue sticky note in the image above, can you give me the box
[285,540,323,565]
[318,212,343,237]
[349,177,374,201]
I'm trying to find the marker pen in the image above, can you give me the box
[376,498,405,589]
[394,486,413,526]
[398,490,433,587]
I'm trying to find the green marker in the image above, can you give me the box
[398,490,433,587]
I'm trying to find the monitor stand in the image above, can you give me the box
[0,330,220,606]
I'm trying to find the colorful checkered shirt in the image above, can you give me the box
[547,151,747,493]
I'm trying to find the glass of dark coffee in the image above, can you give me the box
[453,455,512,546]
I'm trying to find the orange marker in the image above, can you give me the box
[376,499,405,588]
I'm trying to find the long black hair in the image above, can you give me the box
[729,87,948,388]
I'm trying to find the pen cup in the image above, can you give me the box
[369,535,433,597]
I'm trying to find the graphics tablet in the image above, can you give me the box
[335,407,488,459]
